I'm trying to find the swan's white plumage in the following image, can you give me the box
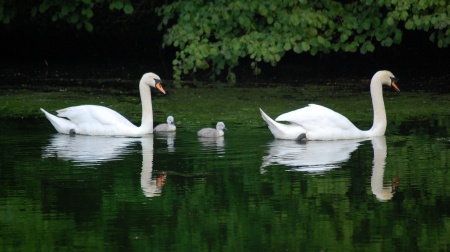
[41,72,165,136]
[260,70,399,140]
[260,109,305,140]
[275,104,367,140]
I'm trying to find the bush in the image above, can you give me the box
[157,0,449,81]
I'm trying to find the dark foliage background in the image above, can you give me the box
[0,0,449,88]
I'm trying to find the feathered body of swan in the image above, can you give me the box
[197,122,226,137]
[41,72,165,136]
[260,70,399,140]
[154,116,176,132]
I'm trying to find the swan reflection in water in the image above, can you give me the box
[42,134,166,198]
[370,136,399,201]
[261,136,398,201]
[261,139,362,173]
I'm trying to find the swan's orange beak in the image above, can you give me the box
[156,82,166,94]
[391,82,400,92]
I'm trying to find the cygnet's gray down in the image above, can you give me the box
[154,116,176,132]
[197,122,226,137]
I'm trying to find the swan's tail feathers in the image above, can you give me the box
[40,108,76,134]
[260,108,305,140]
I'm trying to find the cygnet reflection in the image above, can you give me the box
[155,131,176,153]
[198,136,225,155]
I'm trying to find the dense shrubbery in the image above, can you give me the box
[0,0,135,31]
[157,0,449,81]
[1,0,449,81]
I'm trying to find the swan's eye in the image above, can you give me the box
[390,76,399,83]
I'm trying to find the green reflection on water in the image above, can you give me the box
[0,83,449,251]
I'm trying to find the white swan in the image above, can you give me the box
[197,122,226,137]
[154,115,176,132]
[40,72,166,136]
[260,70,400,140]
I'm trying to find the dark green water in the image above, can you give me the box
[0,81,449,251]
[0,115,449,251]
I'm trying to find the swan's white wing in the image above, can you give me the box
[57,105,136,128]
[276,104,357,131]
[260,108,305,140]
[41,108,77,134]
[275,104,364,140]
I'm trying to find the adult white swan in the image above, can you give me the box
[260,70,400,140]
[41,72,166,136]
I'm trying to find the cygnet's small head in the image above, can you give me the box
[142,72,166,94]
[375,70,400,92]
[216,122,226,131]
[167,116,175,125]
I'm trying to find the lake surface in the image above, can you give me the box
[0,80,449,251]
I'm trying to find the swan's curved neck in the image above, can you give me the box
[368,77,387,136]
[139,81,153,133]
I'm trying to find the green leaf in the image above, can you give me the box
[290,15,300,26]
[400,11,408,20]
[362,19,371,30]
[394,29,402,42]
[210,47,218,56]
[60,6,69,17]
[211,14,219,24]
[269,3,277,11]
[86,9,94,18]
[203,25,211,34]
[386,16,394,26]
[293,44,302,53]
[301,41,310,51]
[109,1,123,10]
[38,3,47,13]
[259,5,268,16]
[274,53,281,62]
[283,42,291,51]
[238,16,250,27]
[124,3,133,14]
[381,37,393,47]
[115,1,124,10]
[405,20,414,29]
[429,33,435,42]
[274,21,281,30]
[69,14,79,24]
[84,22,93,32]
[317,36,326,45]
